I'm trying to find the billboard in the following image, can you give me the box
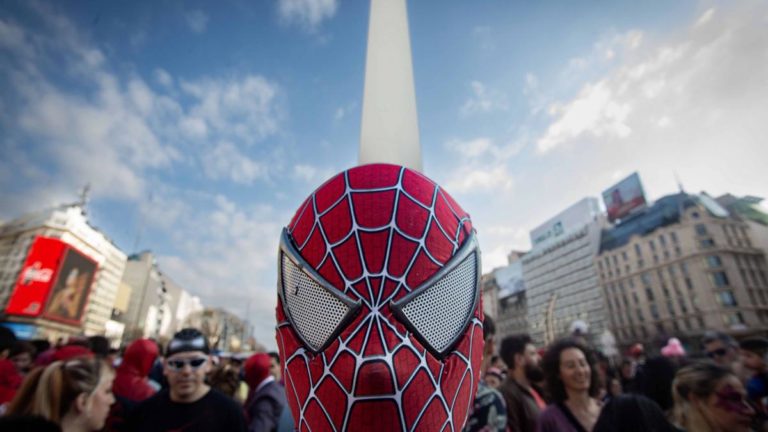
[42,246,98,325]
[530,198,601,247]
[602,172,647,222]
[5,237,68,317]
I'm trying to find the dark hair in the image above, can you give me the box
[635,355,680,411]
[594,394,678,432]
[483,315,496,341]
[0,326,17,353]
[30,340,52,359]
[10,341,36,358]
[268,351,280,364]
[542,338,600,402]
[740,337,768,357]
[499,334,532,370]
[701,331,736,349]
[88,336,110,358]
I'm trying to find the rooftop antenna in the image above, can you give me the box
[359,0,422,171]
[78,183,91,215]
[674,171,685,193]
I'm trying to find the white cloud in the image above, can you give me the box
[154,68,173,88]
[537,2,768,158]
[445,164,514,194]
[184,10,209,33]
[180,75,281,145]
[460,80,508,117]
[203,141,268,184]
[277,0,338,32]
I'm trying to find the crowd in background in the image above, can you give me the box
[1,319,767,431]
[465,315,768,432]
[0,326,290,432]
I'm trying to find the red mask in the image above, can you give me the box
[276,163,484,431]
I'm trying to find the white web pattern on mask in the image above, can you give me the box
[278,166,480,432]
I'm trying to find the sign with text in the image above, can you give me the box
[5,237,68,317]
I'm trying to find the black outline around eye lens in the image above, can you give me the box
[390,231,481,359]
[278,228,362,354]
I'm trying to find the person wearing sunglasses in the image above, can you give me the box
[702,331,741,367]
[126,328,247,432]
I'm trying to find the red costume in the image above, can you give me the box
[277,163,483,431]
[113,338,158,402]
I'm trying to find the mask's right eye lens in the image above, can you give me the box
[280,253,356,352]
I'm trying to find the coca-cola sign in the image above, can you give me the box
[5,237,68,317]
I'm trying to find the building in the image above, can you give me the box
[523,198,607,347]
[0,203,127,341]
[119,251,201,342]
[598,192,768,350]
[494,253,528,343]
[183,307,251,352]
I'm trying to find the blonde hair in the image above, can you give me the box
[672,361,732,432]
[6,357,109,423]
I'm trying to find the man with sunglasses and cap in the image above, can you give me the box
[126,328,247,432]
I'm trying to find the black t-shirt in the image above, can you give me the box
[126,388,247,432]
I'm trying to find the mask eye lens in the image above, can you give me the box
[391,240,479,357]
[279,241,361,353]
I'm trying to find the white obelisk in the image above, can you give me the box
[359,0,422,171]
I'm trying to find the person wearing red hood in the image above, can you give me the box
[244,353,287,432]
[113,339,158,402]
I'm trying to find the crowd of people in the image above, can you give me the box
[0,326,290,432]
[465,316,768,432]
[1,318,767,431]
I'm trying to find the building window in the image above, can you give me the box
[675,246,682,257]
[719,291,737,307]
[637,309,644,322]
[681,262,689,276]
[646,287,655,301]
[641,272,652,286]
[667,301,676,316]
[622,251,628,262]
[671,232,679,244]
[650,304,660,320]
[638,259,644,269]
[659,234,667,247]
[632,292,640,304]
[684,318,692,330]
[628,278,635,289]
[692,212,700,219]
[678,298,688,313]
[711,271,730,288]
[700,238,716,248]
[697,316,705,328]
[613,255,619,266]
[649,240,657,251]
[707,255,723,268]
[695,224,708,235]
[668,266,676,278]
[635,244,642,257]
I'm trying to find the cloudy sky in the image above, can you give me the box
[1,0,766,348]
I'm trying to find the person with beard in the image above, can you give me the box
[499,334,546,432]
[463,316,507,432]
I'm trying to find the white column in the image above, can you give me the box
[359,0,422,171]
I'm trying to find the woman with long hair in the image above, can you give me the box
[672,362,754,432]
[538,338,602,432]
[4,357,115,432]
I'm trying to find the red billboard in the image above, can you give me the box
[602,172,647,222]
[42,245,98,325]
[5,236,98,325]
[5,237,68,317]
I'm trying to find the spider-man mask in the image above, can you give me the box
[276,163,484,431]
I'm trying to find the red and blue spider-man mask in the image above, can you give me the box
[276,163,484,431]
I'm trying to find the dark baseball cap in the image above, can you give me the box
[166,328,210,357]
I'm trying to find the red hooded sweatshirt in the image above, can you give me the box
[113,339,158,402]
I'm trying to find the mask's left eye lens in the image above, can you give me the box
[280,253,356,352]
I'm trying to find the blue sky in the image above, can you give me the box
[1,0,766,348]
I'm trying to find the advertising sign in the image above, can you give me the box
[5,237,68,317]
[530,198,601,247]
[42,246,98,325]
[602,172,647,222]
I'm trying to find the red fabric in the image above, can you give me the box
[113,339,158,402]
[278,164,482,432]
[0,358,22,404]
[53,345,93,362]
[244,353,272,389]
